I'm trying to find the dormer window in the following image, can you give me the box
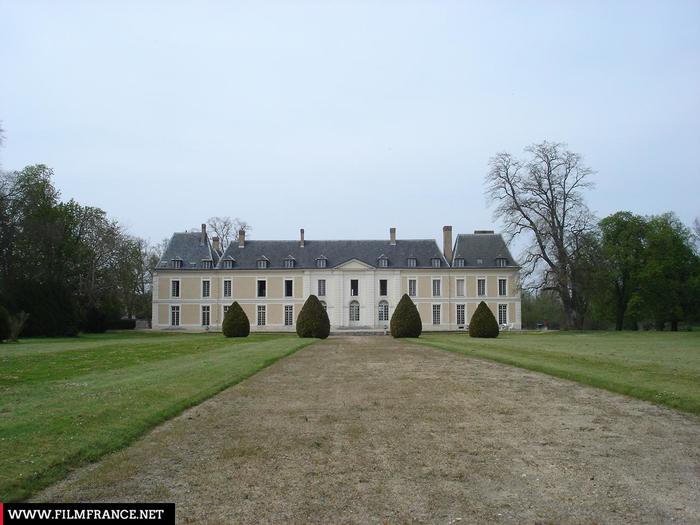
[476,258,483,265]
[201,259,213,269]
[431,258,441,268]
[316,256,327,268]
[407,257,417,268]
[171,259,182,269]
[283,256,296,269]
[256,258,269,269]
[377,255,389,268]
[222,258,235,269]
[496,257,508,267]
[454,258,465,268]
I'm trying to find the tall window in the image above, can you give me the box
[432,279,441,297]
[201,305,210,326]
[170,305,180,326]
[407,257,417,268]
[257,280,267,297]
[498,304,507,325]
[318,279,326,296]
[379,279,387,296]
[431,258,440,268]
[284,305,294,326]
[408,279,417,297]
[349,301,360,322]
[456,304,465,325]
[223,279,232,298]
[350,279,359,296]
[202,280,210,298]
[171,280,180,298]
[257,305,266,326]
[456,279,465,297]
[454,258,465,268]
[477,278,486,296]
[284,279,293,297]
[378,300,389,322]
[498,278,507,296]
[432,304,441,325]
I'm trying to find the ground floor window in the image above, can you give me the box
[349,301,360,322]
[456,304,465,325]
[408,279,416,297]
[201,305,210,326]
[284,305,294,326]
[223,305,230,314]
[170,305,180,326]
[378,300,389,322]
[498,304,508,325]
[320,300,327,311]
[432,304,441,325]
[257,305,266,326]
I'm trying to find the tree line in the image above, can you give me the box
[488,141,700,330]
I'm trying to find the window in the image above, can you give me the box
[432,304,441,325]
[477,278,486,296]
[379,279,387,296]
[454,258,465,268]
[432,279,441,297]
[285,279,293,297]
[223,259,234,269]
[431,258,441,268]
[318,279,326,296]
[283,258,295,269]
[456,278,465,297]
[201,305,210,326]
[316,257,327,268]
[171,280,180,298]
[223,305,230,315]
[202,280,210,298]
[257,305,266,326]
[170,305,180,326]
[320,300,327,312]
[498,304,508,325]
[407,257,417,268]
[498,278,507,296]
[476,258,483,265]
[350,279,359,296]
[172,259,182,269]
[496,258,508,267]
[284,305,294,326]
[349,300,360,322]
[408,279,417,297]
[223,279,232,298]
[378,300,389,322]
[256,259,268,269]
[257,280,267,297]
[202,260,213,269]
[378,257,388,268]
[456,304,465,325]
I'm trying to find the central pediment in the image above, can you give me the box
[334,258,374,270]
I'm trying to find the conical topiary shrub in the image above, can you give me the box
[390,294,422,338]
[469,301,499,338]
[222,301,250,337]
[296,295,330,339]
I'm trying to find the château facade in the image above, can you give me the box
[151,225,521,332]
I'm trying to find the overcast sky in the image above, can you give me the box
[1,1,699,248]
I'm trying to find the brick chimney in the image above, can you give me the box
[200,223,207,245]
[389,227,396,245]
[300,228,305,248]
[238,229,246,248]
[443,225,453,262]
[212,236,220,253]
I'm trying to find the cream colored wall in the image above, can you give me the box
[267,303,283,325]
[235,276,256,298]
[157,304,168,325]
[181,304,199,325]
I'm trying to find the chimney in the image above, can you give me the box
[200,223,207,245]
[389,227,396,245]
[299,228,305,248]
[443,225,453,262]
[212,236,220,253]
[238,229,246,248]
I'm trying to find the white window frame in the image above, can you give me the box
[284,304,294,326]
[349,300,360,322]
[222,304,230,318]
[378,300,389,322]
[456,278,465,297]
[257,279,267,298]
[498,278,507,297]
[350,279,359,297]
[454,258,465,268]
[498,303,508,325]
[170,305,180,326]
[201,305,211,326]
[318,279,326,297]
[283,258,295,269]
[257,304,266,326]
[316,258,327,268]
[408,278,417,297]
[379,279,388,297]
[456,304,465,326]
[432,304,441,325]
[223,279,232,298]
[431,258,441,268]
[256,259,268,269]
[201,278,211,298]
[477,277,486,297]
[432,278,441,297]
[320,300,327,311]
[407,258,417,268]
[170,279,180,299]
[284,279,294,298]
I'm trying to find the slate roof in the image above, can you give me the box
[157,232,220,270]
[218,239,448,269]
[452,233,519,268]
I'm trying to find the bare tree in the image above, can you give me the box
[207,216,252,250]
[486,141,596,329]
[693,218,700,246]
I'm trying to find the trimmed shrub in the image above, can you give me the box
[107,318,137,330]
[222,301,250,337]
[390,294,422,338]
[469,301,500,338]
[0,305,10,343]
[296,295,330,339]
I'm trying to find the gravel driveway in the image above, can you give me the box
[36,336,700,524]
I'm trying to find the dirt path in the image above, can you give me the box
[36,337,700,524]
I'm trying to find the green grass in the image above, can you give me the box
[0,331,314,501]
[422,331,700,415]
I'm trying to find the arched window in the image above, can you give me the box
[349,300,360,322]
[378,300,389,322]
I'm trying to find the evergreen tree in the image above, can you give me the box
[222,301,250,337]
[469,301,500,338]
[390,294,422,338]
[296,295,330,339]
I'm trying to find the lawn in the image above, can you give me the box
[422,331,700,415]
[0,331,314,501]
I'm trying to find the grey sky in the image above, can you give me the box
[1,0,699,247]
